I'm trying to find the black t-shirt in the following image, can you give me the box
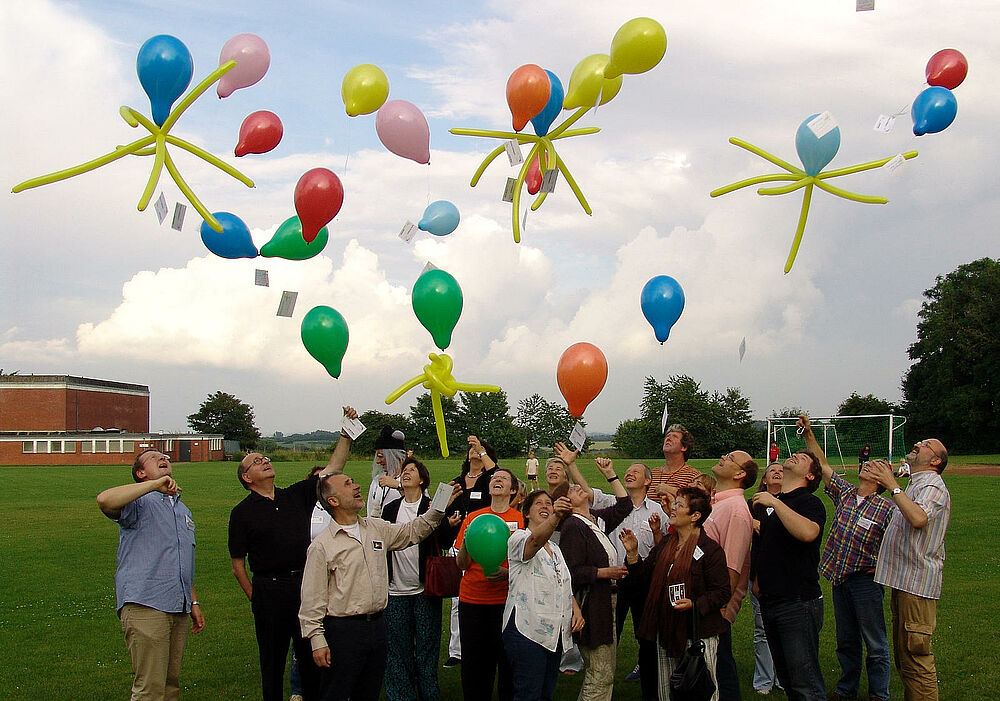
[228,476,318,576]
[756,487,826,600]
[446,467,496,518]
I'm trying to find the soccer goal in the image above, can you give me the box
[764,414,907,469]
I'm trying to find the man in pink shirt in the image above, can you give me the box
[704,450,759,700]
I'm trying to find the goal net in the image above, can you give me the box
[764,414,907,469]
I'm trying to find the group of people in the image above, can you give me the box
[98,411,951,701]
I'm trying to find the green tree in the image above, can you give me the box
[348,410,412,457]
[515,393,582,451]
[187,391,261,450]
[903,258,1000,453]
[837,392,900,416]
[407,393,462,457]
[455,391,524,459]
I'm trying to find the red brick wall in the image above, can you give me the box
[0,440,224,466]
[68,389,149,432]
[0,388,67,431]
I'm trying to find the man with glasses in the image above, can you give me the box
[647,423,701,503]
[868,439,951,701]
[228,407,358,701]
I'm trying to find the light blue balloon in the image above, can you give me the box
[417,200,461,237]
[530,70,564,137]
[137,35,194,127]
[911,86,958,136]
[200,212,258,259]
[641,275,685,344]
[794,114,841,176]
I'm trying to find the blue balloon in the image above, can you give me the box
[530,70,564,137]
[137,35,194,126]
[911,86,958,136]
[417,200,461,237]
[200,212,258,259]
[641,276,685,344]
[794,114,841,176]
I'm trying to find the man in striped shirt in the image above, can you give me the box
[647,423,701,503]
[870,439,951,701]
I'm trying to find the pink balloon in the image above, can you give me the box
[217,33,270,98]
[235,110,283,156]
[375,99,430,164]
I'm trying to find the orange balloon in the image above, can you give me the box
[557,342,609,418]
[506,64,551,132]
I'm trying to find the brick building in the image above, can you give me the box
[0,375,224,466]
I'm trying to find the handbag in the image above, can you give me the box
[424,552,461,598]
[669,609,716,701]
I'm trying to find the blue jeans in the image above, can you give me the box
[832,573,891,700]
[760,596,826,701]
[749,591,777,692]
[502,618,561,701]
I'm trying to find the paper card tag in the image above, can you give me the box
[857,516,874,531]
[502,177,517,202]
[431,482,455,512]
[668,583,686,604]
[693,545,704,561]
[856,0,874,10]
[569,422,587,452]
[540,168,558,194]
[807,111,838,138]
[884,153,905,176]
[341,416,366,440]
[171,202,187,231]
[185,514,195,531]
[469,491,482,501]
[766,507,775,516]
[739,336,747,362]
[255,269,270,287]
[522,206,528,230]
[661,403,670,433]
[421,261,439,276]
[276,291,298,317]
[372,540,384,551]
[312,514,325,523]
[506,521,518,532]
[874,114,895,133]
[399,221,417,243]
[504,139,523,166]
[154,192,168,223]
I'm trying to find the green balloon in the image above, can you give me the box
[300,305,349,378]
[464,513,511,575]
[260,216,329,260]
[412,269,463,350]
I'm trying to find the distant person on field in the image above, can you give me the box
[869,439,951,701]
[647,423,701,504]
[525,450,540,490]
[858,444,871,472]
[97,450,206,701]
[769,442,780,463]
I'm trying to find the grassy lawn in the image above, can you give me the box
[0,457,996,699]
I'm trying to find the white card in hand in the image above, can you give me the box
[569,422,587,452]
[341,416,366,440]
[431,482,455,512]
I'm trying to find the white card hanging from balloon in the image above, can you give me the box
[276,291,298,318]
[874,115,895,133]
[421,261,439,276]
[739,337,747,362]
[856,0,874,10]
[522,205,529,232]
[569,422,587,452]
[255,269,270,287]
[154,192,168,224]
[884,154,906,177]
[399,221,417,243]
[171,202,187,231]
[540,168,558,194]
[502,177,517,203]
[661,403,670,433]
[806,112,838,139]
[504,140,523,166]
[341,416,367,440]
[431,481,456,512]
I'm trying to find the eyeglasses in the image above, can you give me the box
[916,440,943,461]
[249,455,271,466]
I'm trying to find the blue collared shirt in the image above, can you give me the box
[114,491,196,614]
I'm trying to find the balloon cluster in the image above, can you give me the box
[451,17,667,243]
[911,49,967,136]
[341,63,431,164]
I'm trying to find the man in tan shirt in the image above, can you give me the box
[299,472,446,701]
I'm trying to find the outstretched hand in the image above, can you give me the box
[553,442,579,465]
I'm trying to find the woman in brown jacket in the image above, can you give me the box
[622,486,730,701]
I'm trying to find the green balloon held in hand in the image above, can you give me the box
[260,216,329,260]
[301,305,349,378]
[412,269,463,350]
[464,513,511,575]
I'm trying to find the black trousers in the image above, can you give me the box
[319,614,387,701]
[251,575,320,701]
[616,582,658,701]
[459,602,513,701]
[715,622,742,700]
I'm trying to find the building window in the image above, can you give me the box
[123,441,135,452]
[109,439,121,453]
[22,441,34,453]
[165,440,174,451]
[95,440,107,452]
[81,441,93,453]
[49,441,63,453]
[64,441,77,453]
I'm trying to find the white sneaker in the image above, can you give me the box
[290,695,304,701]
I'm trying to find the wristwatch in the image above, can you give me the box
[891,487,902,496]
[479,451,487,458]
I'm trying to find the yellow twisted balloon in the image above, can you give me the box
[385,353,500,457]
[11,61,254,232]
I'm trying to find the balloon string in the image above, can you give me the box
[343,116,351,175]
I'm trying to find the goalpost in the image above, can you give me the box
[764,414,907,469]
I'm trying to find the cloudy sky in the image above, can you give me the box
[2,0,997,438]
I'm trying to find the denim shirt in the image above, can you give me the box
[114,491,196,614]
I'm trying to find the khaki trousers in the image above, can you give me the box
[577,592,617,701]
[889,589,938,701]
[660,634,720,701]
[120,603,190,701]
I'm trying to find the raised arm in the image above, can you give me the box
[324,406,358,475]
[750,491,821,543]
[97,475,178,519]
[523,497,572,560]
[797,414,833,484]
[594,457,627,498]
[867,460,931,529]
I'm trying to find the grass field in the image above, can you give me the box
[1,457,997,700]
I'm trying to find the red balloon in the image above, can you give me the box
[506,64,550,132]
[526,151,549,195]
[556,342,608,418]
[234,110,283,156]
[294,168,344,243]
[925,49,968,90]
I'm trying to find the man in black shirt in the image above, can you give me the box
[751,450,827,701]
[229,407,356,701]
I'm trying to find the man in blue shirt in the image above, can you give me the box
[98,450,205,701]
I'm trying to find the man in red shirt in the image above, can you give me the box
[769,442,780,463]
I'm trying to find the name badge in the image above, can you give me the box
[693,545,704,561]
[184,514,195,531]
[766,507,774,516]
[372,540,384,551]
[506,521,518,532]
[469,491,482,501]
[312,515,325,523]
[857,516,874,531]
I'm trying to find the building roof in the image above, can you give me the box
[0,374,149,395]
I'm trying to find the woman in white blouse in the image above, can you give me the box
[503,490,584,701]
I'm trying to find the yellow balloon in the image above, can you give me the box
[562,54,623,110]
[342,64,390,117]
[603,17,667,79]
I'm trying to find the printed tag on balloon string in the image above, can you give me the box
[502,177,517,203]
[421,261,439,277]
[171,203,187,231]
[541,168,558,194]
[807,111,838,139]
[431,482,455,512]
[874,115,896,133]
[505,140,523,166]
[522,205,529,232]
[254,269,269,287]
[276,291,298,318]
[739,337,747,362]
[884,154,906,177]
[399,221,417,243]
[341,416,366,440]
[569,422,587,452]
[856,0,874,10]
[661,403,670,433]
[154,192,168,224]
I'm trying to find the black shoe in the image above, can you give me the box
[443,656,461,668]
